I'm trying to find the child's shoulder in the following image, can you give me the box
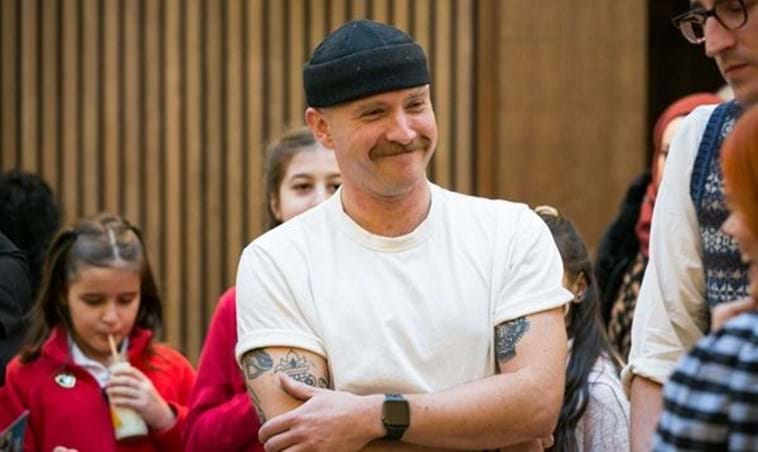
[147,343,194,369]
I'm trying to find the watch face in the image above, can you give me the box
[383,400,410,424]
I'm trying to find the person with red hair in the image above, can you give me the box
[597,93,722,361]
[653,105,758,450]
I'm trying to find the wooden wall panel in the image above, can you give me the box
[491,0,647,248]
[1,0,643,361]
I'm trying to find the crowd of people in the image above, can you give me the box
[0,0,757,450]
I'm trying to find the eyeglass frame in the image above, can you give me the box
[672,0,749,44]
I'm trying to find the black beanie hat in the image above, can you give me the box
[303,20,430,108]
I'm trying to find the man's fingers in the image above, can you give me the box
[263,428,301,452]
[279,373,317,401]
[258,411,294,444]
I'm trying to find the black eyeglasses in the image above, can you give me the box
[672,0,749,44]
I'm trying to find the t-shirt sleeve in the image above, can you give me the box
[234,243,326,366]
[493,207,573,325]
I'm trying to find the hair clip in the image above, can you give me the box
[534,205,560,217]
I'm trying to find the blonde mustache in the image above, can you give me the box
[369,138,430,160]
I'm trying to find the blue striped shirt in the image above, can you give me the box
[653,311,758,451]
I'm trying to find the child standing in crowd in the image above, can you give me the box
[653,106,758,450]
[0,214,195,452]
[535,206,630,452]
[183,127,341,451]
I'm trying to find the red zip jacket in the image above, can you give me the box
[0,326,195,452]
[184,287,264,451]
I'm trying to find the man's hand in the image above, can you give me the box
[258,373,384,452]
[711,297,757,332]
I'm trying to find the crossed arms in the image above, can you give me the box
[242,308,567,451]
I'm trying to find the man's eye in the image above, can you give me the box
[361,109,382,118]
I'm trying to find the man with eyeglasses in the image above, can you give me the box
[623,0,757,450]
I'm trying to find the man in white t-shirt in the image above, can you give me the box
[235,19,572,451]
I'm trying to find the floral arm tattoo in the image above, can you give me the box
[242,348,329,422]
[495,317,530,366]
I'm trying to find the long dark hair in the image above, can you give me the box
[0,170,62,294]
[535,207,620,452]
[21,214,163,363]
[263,126,320,230]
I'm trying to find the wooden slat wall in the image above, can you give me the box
[1,0,477,362]
[479,0,647,250]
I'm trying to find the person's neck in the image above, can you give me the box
[341,180,431,237]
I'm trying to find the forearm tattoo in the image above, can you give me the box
[243,349,274,380]
[246,385,268,423]
[495,317,530,365]
[274,349,329,388]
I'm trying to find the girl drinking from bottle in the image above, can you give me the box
[0,214,195,452]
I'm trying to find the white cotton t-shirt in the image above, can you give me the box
[235,182,572,394]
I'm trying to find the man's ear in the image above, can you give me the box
[305,107,335,149]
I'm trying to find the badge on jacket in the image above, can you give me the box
[54,372,76,389]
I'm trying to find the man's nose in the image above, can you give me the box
[385,112,417,145]
[704,17,737,58]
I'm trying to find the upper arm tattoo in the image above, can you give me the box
[243,349,274,380]
[274,349,329,388]
[495,317,530,366]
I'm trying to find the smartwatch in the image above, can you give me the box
[382,393,410,440]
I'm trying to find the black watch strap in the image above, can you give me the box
[382,393,410,440]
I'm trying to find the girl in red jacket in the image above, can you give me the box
[0,214,195,452]
[184,127,340,451]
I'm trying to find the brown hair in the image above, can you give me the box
[21,213,163,362]
[263,126,320,230]
[722,105,758,238]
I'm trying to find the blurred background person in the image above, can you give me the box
[0,170,61,386]
[184,127,341,452]
[537,206,629,452]
[596,93,722,361]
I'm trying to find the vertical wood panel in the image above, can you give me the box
[371,0,389,22]
[163,0,181,347]
[288,0,305,127]
[432,0,451,188]
[392,0,409,31]
[329,0,347,32]
[454,0,473,194]
[225,0,244,293]
[123,0,140,223]
[184,0,203,359]
[41,0,60,189]
[308,0,326,54]
[82,0,99,215]
[1,0,18,169]
[204,0,223,326]
[246,0,265,240]
[103,0,120,213]
[267,1,284,141]
[350,0,366,19]
[61,0,79,223]
[20,0,38,172]
[144,0,162,292]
